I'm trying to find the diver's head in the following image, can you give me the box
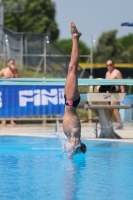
[75,142,87,154]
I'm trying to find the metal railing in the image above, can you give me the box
[0,25,90,78]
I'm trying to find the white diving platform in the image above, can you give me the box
[80,93,132,110]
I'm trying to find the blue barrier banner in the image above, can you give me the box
[0,85,65,117]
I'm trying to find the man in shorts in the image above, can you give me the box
[105,59,125,129]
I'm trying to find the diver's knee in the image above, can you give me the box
[68,63,76,72]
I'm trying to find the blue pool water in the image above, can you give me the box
[0,136,133,200]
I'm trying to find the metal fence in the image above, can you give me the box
[0,25,90,78]
[0,26,69,77]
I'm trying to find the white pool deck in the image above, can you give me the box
[0,122,133,143]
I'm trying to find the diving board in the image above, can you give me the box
[0,78,133,86]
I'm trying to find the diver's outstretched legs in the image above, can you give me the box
[65,20,82,100]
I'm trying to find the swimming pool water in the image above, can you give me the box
[0,136,133,200]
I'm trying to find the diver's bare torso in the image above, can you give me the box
[63,106,81,140]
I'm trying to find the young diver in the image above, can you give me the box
[63,20,86,158]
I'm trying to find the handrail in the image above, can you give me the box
[0,78,133,86]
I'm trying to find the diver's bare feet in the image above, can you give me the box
[2,120,6,126]
[71,20,82,38]
[10,120,17,126]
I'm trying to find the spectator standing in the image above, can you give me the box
[0,59,20,126]
[105,59,125,129]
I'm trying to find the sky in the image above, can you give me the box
[52,0,133,48]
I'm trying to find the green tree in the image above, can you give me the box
[94,30,124,62]
[55,39,90,62]
[4,0,59,40]
[117,34,133,62]
[119,46,133,62]
[117,34,133,50]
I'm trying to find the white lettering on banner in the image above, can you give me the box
[33,90,41,106]
[41,89,57,105]
[19,88,65,107]
[0,92,2,108]
[58,88,64,104]
[19,90,34,106]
